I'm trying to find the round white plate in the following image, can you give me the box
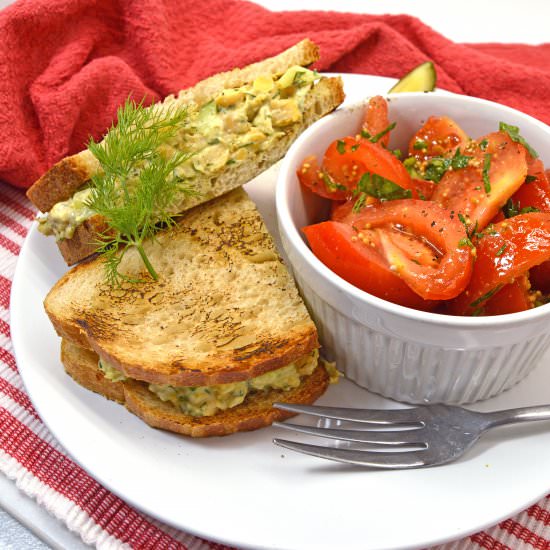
[11,74,550,550]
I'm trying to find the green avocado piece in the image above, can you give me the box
[388,61,437,93]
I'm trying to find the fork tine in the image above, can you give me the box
[273,421,426,446]
[273,439,428,469]
[273,402,423,425]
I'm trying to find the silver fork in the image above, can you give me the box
[272,402,550,469]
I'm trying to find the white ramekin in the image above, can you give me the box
[276,92,550,404]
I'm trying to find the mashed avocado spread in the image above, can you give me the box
[38,66,320,241]
[98,350,330,417]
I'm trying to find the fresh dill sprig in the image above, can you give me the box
[86,98,195,285]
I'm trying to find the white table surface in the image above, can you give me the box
[0,0,548,548]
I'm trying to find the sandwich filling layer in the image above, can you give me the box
[38,65,322,241]
[98,349,337,417]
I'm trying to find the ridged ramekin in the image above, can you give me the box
[276,92,550,404]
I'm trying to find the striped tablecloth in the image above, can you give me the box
[0,180,548,549]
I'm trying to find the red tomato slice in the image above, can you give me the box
[348,200,474,300]
[432,131,528,231]
[297,155,349,200]
[323,137,412,193]
[411,178,436,201]
[449,213,550,315]
[483,276,533,316]
[330,198,375,223]
[529,260,550,294]
[408,116,469,161]
[509,158,550,213]
[302,221,437,310]
[361,96,391,147]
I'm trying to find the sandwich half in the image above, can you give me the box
[45,188,334,437]
[27,39,344,266]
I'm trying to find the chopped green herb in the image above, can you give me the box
[471,307,485,317]
[479,139,489,151]
[525,174,537,183]
[482,153,492,193]
[352,192,367,213]
[391,148,402,159]
[521,206,541,214]
[369,122,396,144]
[458,236,474,249]
[450,148,471,170]
[421,149,472,183]
[470,285,503,308]
[351,143,360,152]
[352,172,411,211]
[503,198,520,218]
[403,156,422,178]
[503,199,540,218]
[499,122,539,158]
[423,157,449,183]
[336,140,346,154]
[413,139,428,150]
[321,171,347,192]
[495,244,507,257]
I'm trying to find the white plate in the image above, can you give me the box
[11,74,550,550]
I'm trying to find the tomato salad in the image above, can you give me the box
[298,96,550,316]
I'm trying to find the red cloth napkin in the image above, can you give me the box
[0,0,549,189]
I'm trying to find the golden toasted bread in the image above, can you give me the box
[28,39,345,265]
[46,188,319,386]
[61,339,329,438]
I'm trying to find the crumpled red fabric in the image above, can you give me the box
[1,0,549,189]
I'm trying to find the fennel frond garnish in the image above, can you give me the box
[86,98,195,285]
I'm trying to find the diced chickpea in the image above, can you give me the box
[216,89,245,108]
[253,75,274,93]
[270,99,302,127]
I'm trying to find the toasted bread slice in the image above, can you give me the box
[61,339,329,437]
[62,339,126,403]
[27,39,345,266]
[46,188,318,386]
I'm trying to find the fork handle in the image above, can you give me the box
[483,404,550,427]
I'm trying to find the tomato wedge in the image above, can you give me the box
[408,116,469,161]
[361,96,391,147]
[323,137,412,192]
[302,220,437,310]
[482,276,533,316]
[297,155,349,200]
[297,137,413,201]
[528,261,550,294]
[449,213,550,315]
[346,200,473,300]
[509,158,550,213]
[432,131,528,231]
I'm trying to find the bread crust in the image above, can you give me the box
[27,151,100,213]
[26,39,344,266]
[60,338,329,438]
[57,214,107,265]
[45,188,320,386]
[62,339,125,403]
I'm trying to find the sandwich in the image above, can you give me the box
[27,39,345,266]
[45,188,337,437]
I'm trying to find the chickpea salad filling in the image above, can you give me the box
[98,349,339,417]
[38,65,322,242]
